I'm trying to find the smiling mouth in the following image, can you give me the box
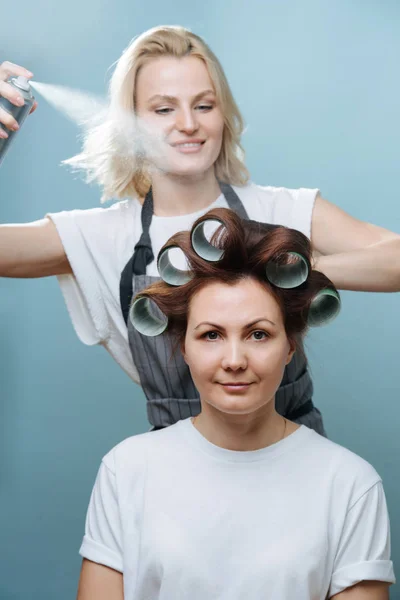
[219,382,253,394]
[219,382,254,389]
[172,141,206,148]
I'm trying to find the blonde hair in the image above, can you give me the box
[64,25,250,202]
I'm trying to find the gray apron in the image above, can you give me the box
[119,182,327,436]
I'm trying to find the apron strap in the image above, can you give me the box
[119,187,154,324]
[218,181,248,220]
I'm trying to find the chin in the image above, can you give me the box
[165,154,216,172]
[208,398,261,416]
[166,167,214,180]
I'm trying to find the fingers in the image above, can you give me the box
[0,61,33,82]
[29,100,38,114]
[0,62,36,135]
[0,79,26,107]
[0,105,20,137]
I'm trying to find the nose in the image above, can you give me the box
[221,341,248,372]
[175,107,199,134]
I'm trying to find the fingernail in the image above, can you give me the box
[26,71,33,77]
[17,97,24,106]
[12,123,19,131]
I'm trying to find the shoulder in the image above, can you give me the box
[231,180,277,205]
[49,198,139,230]
[101,430,151,475]
[47,198,142,270]
[101,423,181,476]
[305,430,382,502]
[232,181,320,237]
[232,181,319,202]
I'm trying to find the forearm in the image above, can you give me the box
[313,238,400,292]
[0,219,72,277]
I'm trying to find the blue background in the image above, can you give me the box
[1,1,399,597]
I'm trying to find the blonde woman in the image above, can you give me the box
[76,209,395,599]
[0,25,399,436]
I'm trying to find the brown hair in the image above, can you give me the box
[135,208,338,354]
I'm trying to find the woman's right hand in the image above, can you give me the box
[0,63,71,279]
[0,61,38,138]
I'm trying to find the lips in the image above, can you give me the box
[218,382,254,392]
[220,382,252,386]
[172,139,205,147]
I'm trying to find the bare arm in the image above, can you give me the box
[0,217,72,277]
[76,558,124,600]
[311,195,400,291]
[330,580,390,599]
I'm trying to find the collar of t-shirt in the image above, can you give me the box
[177,417,311,464]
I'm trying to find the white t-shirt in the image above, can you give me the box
[47,182,318,384]
[79,418,395,599]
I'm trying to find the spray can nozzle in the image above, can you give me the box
[13,76,31,91]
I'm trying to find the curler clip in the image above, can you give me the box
[308,288,341,327]
[157,246,193,286]
[191,218,225,262]
[265,252,309,289]
[129,296,168,336]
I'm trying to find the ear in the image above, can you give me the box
[285,339,296,365]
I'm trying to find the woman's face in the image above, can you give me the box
[134,55,225,179]
[183,278,295,419]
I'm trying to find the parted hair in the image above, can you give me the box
[136,208,338,352]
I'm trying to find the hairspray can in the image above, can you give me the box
[0,76,35,166]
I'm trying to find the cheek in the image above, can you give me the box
[136,114,171,144]
[213,122,225,143]
[202,111,224,138]
[250,344,289,378]
[184,343,219,378]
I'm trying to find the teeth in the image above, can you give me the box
[177,143,202,148]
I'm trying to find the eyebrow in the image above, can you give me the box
[194,318,276,331]
[147,89,216,104]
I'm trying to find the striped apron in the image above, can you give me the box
[119,182,327,436]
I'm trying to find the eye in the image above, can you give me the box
[155,107,173,115]
[196,104,214,111]
[251,330,269,341]
[202,330,220,341]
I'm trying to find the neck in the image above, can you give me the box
[192,404,297,452]
[148,169,222,217]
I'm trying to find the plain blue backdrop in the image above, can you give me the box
[1,1,399,597]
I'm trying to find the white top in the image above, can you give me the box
[47,182,318,384]
[79,418,395,599]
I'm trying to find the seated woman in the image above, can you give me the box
[76,208,395,600]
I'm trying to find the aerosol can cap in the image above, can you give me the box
[13,76,31,91]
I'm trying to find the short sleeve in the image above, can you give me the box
[288,188,320,240]
[79,454,123,572]
[47,201,135,346]
[328,481,395,597]
[249,183,320,240]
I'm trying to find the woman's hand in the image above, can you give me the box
[0,61,38,138]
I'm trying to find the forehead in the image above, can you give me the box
[136,55,215,101]
[188,279,284,327]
